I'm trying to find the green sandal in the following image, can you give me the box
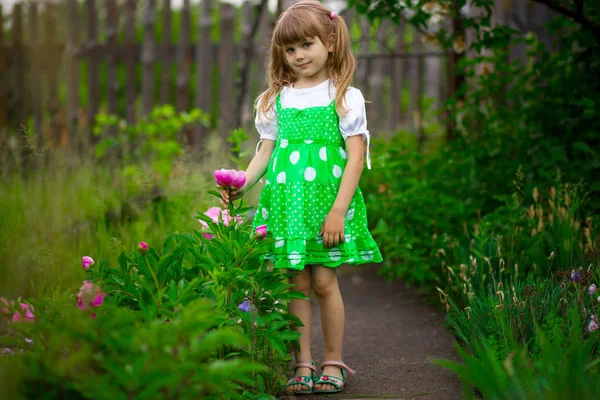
[312,360,356,394]
[283,361,318,395]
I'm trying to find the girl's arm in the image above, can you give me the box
[222,139,275,204]
[320,135,364,247]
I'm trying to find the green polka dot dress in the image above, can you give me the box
[251,92,383,270]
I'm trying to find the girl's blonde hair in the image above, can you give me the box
[257,0,356,118]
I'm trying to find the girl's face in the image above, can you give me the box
[284,36,333,84]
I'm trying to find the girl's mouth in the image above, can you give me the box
[298,62,311,69]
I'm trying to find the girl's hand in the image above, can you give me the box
[319,210,345,247]
[221,186,246,207]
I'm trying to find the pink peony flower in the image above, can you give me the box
[589,284,597,296]
[82,256,95,270]
[255,224,267,239]
[214,169,246,189]
[138,242,149,253]
[77,281,106,314]
[12,303,35,322]
[199,207,243,240]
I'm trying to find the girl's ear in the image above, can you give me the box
[327,35,335,52]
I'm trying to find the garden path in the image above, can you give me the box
[280,263,464,400]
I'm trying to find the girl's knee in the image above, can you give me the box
[290,269,312,296]
[311,276,338,298]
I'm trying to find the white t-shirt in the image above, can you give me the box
[254,79,372,169]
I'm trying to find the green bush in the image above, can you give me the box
[435,308,600,400]
[1,190,304,398]
[1,298,262,400]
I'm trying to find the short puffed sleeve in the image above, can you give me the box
[338,88,372,169]
[254,97,278,141]
[339,88,369,140]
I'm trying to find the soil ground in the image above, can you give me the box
[279,263,464,400]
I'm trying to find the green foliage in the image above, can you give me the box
[355,1,600,396]
[93,105,210,193]
[1,187,302,398]
[435,308,600,400]
[1,299,262,400]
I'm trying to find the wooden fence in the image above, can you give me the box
[0,0,449,154]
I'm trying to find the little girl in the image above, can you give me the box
[222,0,382,394]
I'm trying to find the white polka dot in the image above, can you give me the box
[333,165,342,178]
[360,250,374,261]
[340,147,347,159]
[345,258,355,263]
[344,234,352,243]
[346,208,355,220]
[289,251,302,266]
[319,147,327,161]
[280,139,288,148]
[275,239,285,248]
[262,208,269,220]
[304,167,316,181]
[290,151,300,165]
[304,140,313,144]
[277,172,286,183]
[329,248,342,261]
[315,236,324,244]
[265,180,270,185]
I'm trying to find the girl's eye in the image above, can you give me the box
[286,48,294,53]
[304,42,312,48]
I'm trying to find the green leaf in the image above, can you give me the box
[267,335,288,356]
[276,330,301,341]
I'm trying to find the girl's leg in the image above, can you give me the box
[311,265,345,391]
[287,265,313,392]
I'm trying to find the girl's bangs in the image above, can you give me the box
[273,13,321,47]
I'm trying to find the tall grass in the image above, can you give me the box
[0,134,243,299]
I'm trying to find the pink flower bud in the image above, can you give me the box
[0,297,11,314]
[255,224,267,239]
[138,242,149,253]
[82,256,95,270]
[12,303,35,323]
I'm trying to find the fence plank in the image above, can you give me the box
[218,3,235,140]
[106,0,119,117]
[175,0,191,114]
[0,4,7,134]
[357,16,370,99]
[389,20,406,131]
[65,0,80,147]
[160,0,172,105]
[236,0,267,129]
[86,0,100,136]
[124,0,137,124]
[28,2,43,147]
[13,4,26,130]
[43,3,62,146]
[370,20,388,130]
[194,0,213,151]
[142,0,157,116]
[406,27,421,132]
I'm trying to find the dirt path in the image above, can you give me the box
[281,264,464,400]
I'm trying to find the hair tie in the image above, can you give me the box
[329,11,336,20]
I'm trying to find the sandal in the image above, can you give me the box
[282,361,318,395]
[312,360,356,394]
